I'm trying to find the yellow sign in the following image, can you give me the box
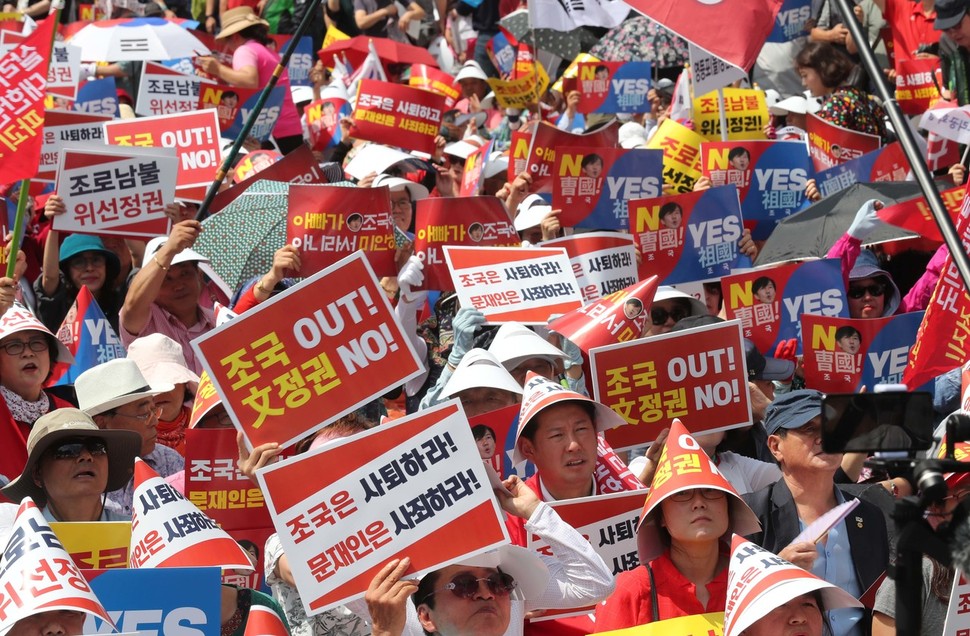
[51,521,131,569]
[487,62,550,110]
[692,88,769,142]
[594,611,724,635]
[322,24,350,53]
[646,119,706,194]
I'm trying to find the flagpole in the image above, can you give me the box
[195,0,324,223]
[716,87,728,143]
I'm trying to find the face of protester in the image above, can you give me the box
[8,610,87,636]
[0,331,51,401]
[68,251,107,294]
[768,416,842,475]
[458,77,488,100]
[847,277,886,319]
[153,383,187,421]
[509,357,556,386]
[518,402,597,499]
[99,397,160,456]
[155,262,203,319]
[390,188,413,231]
[797,66,828,97]
[838,333,861,355]
[741,593,824,636]
[455,387,519,418]
[648,299,690,336]
[417,565,513,636]
[755,282,776,304]
[659,488,729,546]
[476,431,496,459]
[943,14,970,48]
[34,438,109,514]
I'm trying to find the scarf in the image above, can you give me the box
[1,385,50,425]
[156,406,189,456]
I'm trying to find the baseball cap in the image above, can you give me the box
[763,389,824,436]
[936,0,970,30]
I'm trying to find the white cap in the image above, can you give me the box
[618,121,650,149]
[488,323,568,372]
[442,349,523,398]
[514,194,552,232]
[372,174,430,201]
[763,88,781,109]
[482,151,509,179]
[653,285,707,316]
[291,85,314,105]
[769,95,821,116]
[455,60,488,82]
[443,135,486,160]
[144,236,210,268]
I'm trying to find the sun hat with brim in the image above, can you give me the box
[443,136,485,160]
[455,60,489,82]
[291,85,314,105]
[441,349,523,399]
[143,235,210,268]
[75,358,174,416]
[652,285,707,317]
[482,151,509,179]
[512,372,626,466]
[215,6,269,39]
[372,174,430,201]
[1,408,141,505]
[636,419,761,564]
[488,323,567,372]
[444,543,550,602]
[0,305,74,364]
[58,234,121,277]
[769,95,813,116]
[514,194,552,232]
[126,333,200,395]
[936,0,970,30]
[618,121,650,149]
[849,249,900,316]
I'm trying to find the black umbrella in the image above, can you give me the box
[754,182,926,267]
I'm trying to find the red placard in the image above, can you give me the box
[547,276,658,353]
[877,185,963,242]
[408,64,460,107]
[895,58,941,116]
[208,144,330,214]
[192,252,424,450]
[524,121,619,193]
[806,112,881,172]
[197,83,260,133]
[351,79,446,154]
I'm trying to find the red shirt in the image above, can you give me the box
[883,0,939,64]
[593,550,728,632]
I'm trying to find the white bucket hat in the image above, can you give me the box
[455,60,488,82]
[488,323,567,372]
[652,285,708,317]
[443,135,486,160]
[482,151,509,179]
[372,173,430,202]
[76,358,174,416]
[448,544,549,602]
[143,236,210,268]
[127,333,200,395]
[441,349,523,399]
[514,194,552,232]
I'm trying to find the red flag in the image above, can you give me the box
[0,16,56,183]
[625,0,782,73]
[243,605,289,636]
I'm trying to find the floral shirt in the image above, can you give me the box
[817,87,889,142]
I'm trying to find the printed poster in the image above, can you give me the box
[576,61,652,114]
[543,232,638,304]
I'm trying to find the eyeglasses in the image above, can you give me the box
[424,571,517,602]
[848,283,886,299]
[48,438,108,460]
[390,198,413,210]
[69,254,106,270]
[0,338,49,356]
[511,359,554,381]
[651,306,689,326]
[111,406,162,422]
[668,488,727,503]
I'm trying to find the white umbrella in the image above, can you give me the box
[67,17,211,61]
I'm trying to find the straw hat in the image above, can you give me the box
[216,6,269,39]
[75,359,173,416]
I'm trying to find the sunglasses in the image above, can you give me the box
[668,488,726,503]
[425,571,517,602]
[651,306,689,326]
[48,438,108,460]
[847,283,886,299]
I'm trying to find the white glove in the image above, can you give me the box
[846,199,884,240]
[397,256,426,304]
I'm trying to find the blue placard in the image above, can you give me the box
[287,36,314,87]
[73,78,119,118]
[766,0,812,43]
[227,87,286,142]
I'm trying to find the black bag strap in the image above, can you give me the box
[645,561,659,623]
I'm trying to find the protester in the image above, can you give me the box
[436,348,522,417]
[647,286,708,336]
[6,610,87,636]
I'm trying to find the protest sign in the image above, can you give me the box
[137,62,209,117]
[209,145,329,214]
[877,184,964,242]
[814,142,910,198]
[576,61,651,113]
[524,121,619,193]
[414,196,520,291]
[54,143,177,238]
[722,259,848,355]
[508,129,532,181]
[443,246,583,323]
[83,567,221,636]
[351,79,445,154]
[306,96,352,151]
[646,119,706,193]
[596,613,723,636]
[193,252,424,450]
[274,34,313,87]
[198,82,285,142]
[896,58,941,115]
[468,403,519,478]
[544,232,638,304]
[807,112,882,172]
[943,573,970,636]
[459,140,492,196]
[631,186,743,284]
[486,63,550,110]
[189,371,222,428]
[287,184,396,277]
[47,287,125,387]
[548,276,659,353]
[802,312,925,392]
[701,140,811,239]
[689,43,748,98]
[47,42,82,101]
[553,147,663,229]
[591,320,751,450]
[50,521,130,570]
[233,149,282,184]
[72,77,119,117]
[920,105,970,145]
[408,64,459,107]
[693,88,769,141]
[487,31,516,77]
[257,400,508,614]
[38,110,111,182]
[766,0,811,42]
[103,109,222,201]
[221,526,274,591]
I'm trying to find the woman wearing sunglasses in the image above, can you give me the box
[1,408,140,523]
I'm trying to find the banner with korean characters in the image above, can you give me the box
[631,185,743,284]
[50,521,130,570]
[486,63,550,110]
[590,320,751,451]
[256,399,509,615]
[37,110,110,182]
[350,79,446,155]
[508,129,531,181]
[877,184,965,242]
[209,145,330,214]
[807,112,881,172]
[527,490,645,621]
[814,142,910,198]
[553,146,663,230]
[576,61,652,114]
[408,64,460,108]
[722,258,848,355]
[688,43,747,98]
[270,34,314,87]
[193,251,424,450]
[701,140,812,240]
[72,77,119,117]
[919,105,970,145]
[53,144,177,238]
[413,196,520,291]
[103,109,222,202]
[543,232,638,304]
[198,82,285,142]
[895,58,941,116]
[801,312,926,393]
[765,0,811,42]
[548,276,659,353]
[693,88,769,142]
[306,96,352,151]
[443,246,583,324]
[646,119,706,193]
[287,184,396,278]
[137,62,211,117]
[524,120,619,193]
[47,42,82,101]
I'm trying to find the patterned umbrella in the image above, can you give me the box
[589,15,688,68]
[499,10,582,61]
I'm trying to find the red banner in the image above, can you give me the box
[351,79,446,154]
[877,185,963,242]
[209,144,330,214]
[524,121,619,193]
[895,58,941,116]
[547,276,658,353]
[806,112,881,172]
[408,64,460,108]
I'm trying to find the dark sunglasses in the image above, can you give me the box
[425,571,517,602]
[847,283,886,299]
[48,438,108,460]
[651,306,689,326]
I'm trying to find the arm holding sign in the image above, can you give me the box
[40,195,65,297]
[418,306,486,410]
[234,244,302,312]
[366,557,419,636]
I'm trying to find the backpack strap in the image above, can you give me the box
[645,561,659,623]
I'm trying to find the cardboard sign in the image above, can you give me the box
[814,142,910,198]
[277,35,314,87]
[591,320,751,450]
[468,403,519,479]
[577,61,652,113]
[630,185,743,284]
[460,140,492,197]
[548,276,659,353]
[257,400,509,615]
[199,83,285,142]
[137,62,210,117]
[72,76,119,118]
[287,184,396,278]
[193,252,424,450]
[54,143,177,238]
[553,147,664,230]
[103,109,223,201]
[486,63,550,110]
[646,119,706,193]
[508,129,531,182]
[47,42,82,101]
[896,58,941,116]
[722,259,848,355]
[544,232,638,304]
[413,196,520,291]
[920,105,970,145]
[408,64,459,107]
[351,79,446,154]
[209,145,329,214]
[877,184,964,242]
[47,287,125,388]
[807,112,882,172]
[701,140,812,240]
[306,96,352,151]
[50,521,130,570]
[524,121,619,193]
[765,0,812,42]
[443,246,583,324]
[597,613,723,636]
[689,43,748,98]
[693,88,769,141]
[802,312,925,392]
[38,110,111,183]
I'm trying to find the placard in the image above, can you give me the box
[350,79,446,154]
[137,62,210,117]
[38,110,111,182]
[524,121,619,193]
[543,232,638,304]
[807,112,881,172]
[646,119,706,193]
[693,88,768,141]
[576,61,652,113]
